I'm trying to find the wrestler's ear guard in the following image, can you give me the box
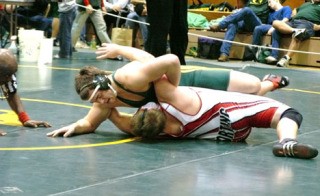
[93,75,117,96]
[93,75,111,90]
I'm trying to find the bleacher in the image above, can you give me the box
[187,0,320,67]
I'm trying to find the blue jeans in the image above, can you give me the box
[125,12,148,45]
[270,29,281,59]
[219,7,262,56]
[252,24,271,45]
[58,7,76,58]
[17,14,53,33]
[252,24,279,58]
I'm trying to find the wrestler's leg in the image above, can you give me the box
[180,69,263,94]
[180,69,230,90]
[180,68,287,95]
[271,108,318,159]
[228,71,289,96]
[259,80,277,96]
[227,70,261,94]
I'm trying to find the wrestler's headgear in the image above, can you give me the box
[80,74,117,101]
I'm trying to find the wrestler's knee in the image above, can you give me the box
[280,108,303,128]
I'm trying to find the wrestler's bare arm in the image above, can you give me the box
[96,44,181,87]
[108,108,135,135]
[96,43,154,63]
[47,103,111,137]
[155,78,200,115]
[118,54,181,91]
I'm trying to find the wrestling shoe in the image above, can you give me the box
[262,74,289,90]
[276,55,291,67]
[273,139,318,159]
[292,28,307,40]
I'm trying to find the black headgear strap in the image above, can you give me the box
[79,74,111,93]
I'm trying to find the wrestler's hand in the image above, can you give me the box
[23,120,51,128]
[96,43,120,59]
[46,124,76,138]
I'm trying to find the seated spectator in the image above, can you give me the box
[272,0,320,67]
[125,1,148,48]
[209,0,271,62]
[3,0,53,36]
[247,0,292,64]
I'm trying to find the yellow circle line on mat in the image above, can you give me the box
[282,88,320,95]
[0,137,140,151]
[0,98,139,151]
[20,65,80,71]
[20,98,92,108]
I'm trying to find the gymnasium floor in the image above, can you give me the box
[1,48,320,196]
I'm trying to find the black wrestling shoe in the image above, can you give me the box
[263,74,289,90]
[273,139,318,159]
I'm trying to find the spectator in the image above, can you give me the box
[144,0,188,65]
[3,0,53,36]
[125,1,148,48]
[47,2,60,46]
[253,0,292,64]
[103,0,130,37]
[71,0,111,50]
[0,49,51,136]
[209,0,271,62]
[54,0,77,59]
[272,0,320,67]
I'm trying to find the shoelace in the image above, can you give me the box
[282,141,298,157]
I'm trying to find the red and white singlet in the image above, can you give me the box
[159,87,290,142]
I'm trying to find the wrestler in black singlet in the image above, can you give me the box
[112,73,158,108]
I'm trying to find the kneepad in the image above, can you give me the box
[280,108,303,128]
